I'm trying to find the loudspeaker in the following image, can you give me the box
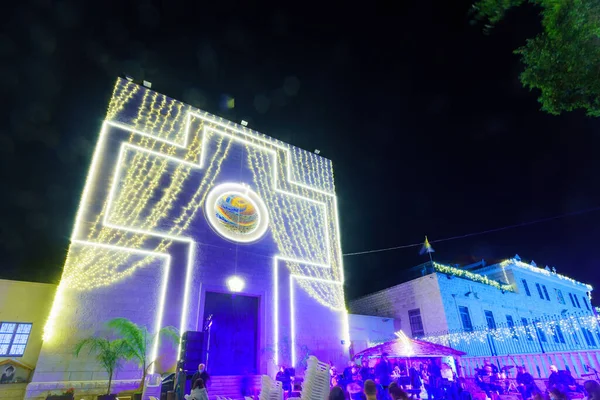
[180,331,207,371]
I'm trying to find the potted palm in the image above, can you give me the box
[107,318,179,400]
[74,337,129,400]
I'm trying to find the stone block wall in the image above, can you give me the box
[348,274,447,337]
[347,314,396,355]
[0,383,27,400]
[26,254,166,398]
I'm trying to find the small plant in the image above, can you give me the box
[64,388,75,396]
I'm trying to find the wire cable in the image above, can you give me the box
[343,205,600,257]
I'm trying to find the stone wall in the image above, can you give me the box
[26,253,166,399]
[0,383,28,400]
[349,274,447,337]
[348,314,397,355]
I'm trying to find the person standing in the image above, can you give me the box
[409,362,422,390]
[192,364,210,392]
[516,366,536,399]
[276,366,292,395]
[375,353,392,390]
[360,360,372,383]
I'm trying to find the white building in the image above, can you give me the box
[349,256,600,378]
[347,314,398,356]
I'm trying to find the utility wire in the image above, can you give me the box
[343,205,600,257]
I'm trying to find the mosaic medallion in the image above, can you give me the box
[205,183,269,243]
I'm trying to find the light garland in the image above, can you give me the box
[422,314,600,347]
[432,262,515,292]
[499,258,593,290]
[44,77,349,370]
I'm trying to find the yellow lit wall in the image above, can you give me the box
[0,279,57,368]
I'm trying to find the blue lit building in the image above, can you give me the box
[350,256,599,378]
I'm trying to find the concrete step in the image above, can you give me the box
[208,375,262,400]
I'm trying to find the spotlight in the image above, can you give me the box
[314,149,321,155]
[227,276,245,293]
[143,80,152,89]
[241,120,248,127]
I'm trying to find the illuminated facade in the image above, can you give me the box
[349,257,597,358]
[27,78,349,398]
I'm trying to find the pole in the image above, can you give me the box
[427,235,434,271]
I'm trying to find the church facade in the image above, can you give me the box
[27,78,349,398]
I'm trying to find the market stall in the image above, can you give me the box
[352,330,465,374]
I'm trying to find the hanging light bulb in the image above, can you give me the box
[227,276,245,293]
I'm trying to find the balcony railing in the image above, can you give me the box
[421,311,600,357]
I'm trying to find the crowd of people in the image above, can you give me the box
[322,354,464,400]
[474,361,600,400]
[175,359,600,400]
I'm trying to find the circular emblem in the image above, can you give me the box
[205,183,269,243]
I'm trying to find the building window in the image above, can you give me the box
[0,322,32,357]
[568,293,576,307]
[522,279,531,296]
[583,328,597,347]
[459,306,473,332]
[583,296,590,310]
[556,289,566,305]
[506,315,518,339]
[484,310,496,330]
[521,318,533,341]
[408,309,425,337]
[552,324,566,344]
[534,320,547,342]
[535,283,544,300]
[542,285,550,301]
[574,296,581,308]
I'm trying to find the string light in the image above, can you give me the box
[422,314,600,347]
[432,262,515,292]
[44,78,350,368]
[500,258,593,290]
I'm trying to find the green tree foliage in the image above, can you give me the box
[472,0,600,116]
[106,318,179,392]
[74,337,130,395]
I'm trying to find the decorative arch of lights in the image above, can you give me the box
[44,78,350,371]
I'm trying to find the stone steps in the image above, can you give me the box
[208,375,262,400]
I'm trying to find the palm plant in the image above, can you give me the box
[106,318,179,392]
[74,337,130,395]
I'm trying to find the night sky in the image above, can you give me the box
[2,1,599,302]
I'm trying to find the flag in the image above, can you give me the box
[419,236,435,255]
[219,94,235,110]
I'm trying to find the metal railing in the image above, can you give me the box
[421,311,600,357]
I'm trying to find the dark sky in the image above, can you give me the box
[2,1,599,302]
